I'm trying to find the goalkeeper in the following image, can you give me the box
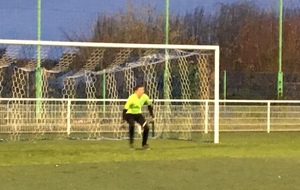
[122,85,154,149]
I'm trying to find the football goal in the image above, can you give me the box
[0,39,220,143]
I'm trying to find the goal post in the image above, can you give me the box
[0,39,220,143]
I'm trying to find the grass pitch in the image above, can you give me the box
[0,132,300,190]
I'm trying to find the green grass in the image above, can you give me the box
[0,132,300,190]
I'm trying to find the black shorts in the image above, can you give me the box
[125,114,146,127]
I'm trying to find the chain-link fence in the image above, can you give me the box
[221,72,300,100]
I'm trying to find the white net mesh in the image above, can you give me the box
[0,41,217,141]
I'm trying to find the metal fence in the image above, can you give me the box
[0,99,300,137]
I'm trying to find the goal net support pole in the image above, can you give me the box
[36,0,42,118]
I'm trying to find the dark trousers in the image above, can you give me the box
[125,114,149,146]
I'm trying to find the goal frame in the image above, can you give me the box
[0,39,220,143]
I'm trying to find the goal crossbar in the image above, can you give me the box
[0,39,219,50]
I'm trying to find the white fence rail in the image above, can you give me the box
[0,98,300,138]
[219,100,300,132]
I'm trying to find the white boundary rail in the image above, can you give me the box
[0,98,300,141]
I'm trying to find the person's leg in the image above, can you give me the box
[137,114,150,147]
[126,114,135,147]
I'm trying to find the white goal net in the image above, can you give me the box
[0,39,220,143]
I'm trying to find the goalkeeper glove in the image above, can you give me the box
[147,105,154,118]
[122,109,128,121]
